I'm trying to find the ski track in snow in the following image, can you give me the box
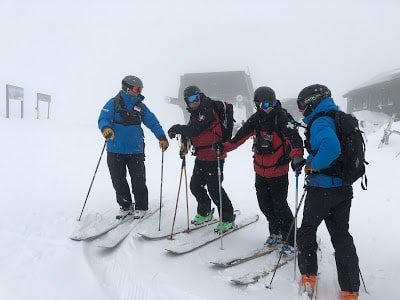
[82,209,162,300]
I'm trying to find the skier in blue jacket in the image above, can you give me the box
[98,75,169,219]
[296,84,360,300]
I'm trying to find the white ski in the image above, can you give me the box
[97,206,160,248]
[210,244,280,268]
[165,214,259,255]
[231,253,295,285]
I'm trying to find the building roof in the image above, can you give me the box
[343,68,400,97]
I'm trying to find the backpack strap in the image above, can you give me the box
[112,93,144,126]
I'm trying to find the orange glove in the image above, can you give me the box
[304,161,317,175]
[159,137,169,152]
[102,127,114,140]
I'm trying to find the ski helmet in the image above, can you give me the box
[184,85,201,99]
[297,84,331,110]
[122,75,143,93]
[254,86,276,107]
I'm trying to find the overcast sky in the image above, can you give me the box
[1,0,400,122]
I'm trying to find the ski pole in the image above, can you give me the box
[294,170,299,280]
[168,156,185,240]
[216,148,224,250]
[183,157,190,232]
[359,268,369,294]
[266,184,308,289]
[78,140,107,221]
[158,150,165,231]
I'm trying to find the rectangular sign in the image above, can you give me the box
[6,84,24,101]
[37,93,51,103]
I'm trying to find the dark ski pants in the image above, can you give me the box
[255,173,294,245]
[107,152,148,210]
[190,159,234,222]
[297,185,360,293]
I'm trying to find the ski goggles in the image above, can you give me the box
[132,86,143,93]
[186,93,201,103]
[259,100,276,109]
[297,99,305,110]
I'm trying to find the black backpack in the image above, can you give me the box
[211,100,235,142]
[305,110,368,189]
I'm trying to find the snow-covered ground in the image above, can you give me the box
[0,110,399,300]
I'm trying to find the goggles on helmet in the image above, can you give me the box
[297,99,305,110]
[297,93,325,110]
[131,86,143,93]
[186,93,201,103]
[259,100,276,109]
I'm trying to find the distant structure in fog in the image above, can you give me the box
[280,98,303,122]
[6,84,24,118]
[166,70,254,133]
[343,68,400,120]
[4,84,51,119]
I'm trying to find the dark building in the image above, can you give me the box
[166,71,255,131]
[343,68,400,120]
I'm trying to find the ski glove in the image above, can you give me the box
[304,161,317,175]
[102,127,115,140]
[179,142,188,159]
[212,142,224,153]
[168,124,184,139]
[159,136,169,152]
[291,156,306,172]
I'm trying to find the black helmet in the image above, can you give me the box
[254,86,276,106]
[184,85,201,99]
[297,84,331,110]
[122,75,143,93]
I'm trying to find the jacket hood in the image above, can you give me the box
[303,97,338,124]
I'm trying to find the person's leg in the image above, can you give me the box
[255,174,280,235]
[127,153,148,210]
[325,186,360,293]
[205,160,234,222]
[107,152,132,209]
[297,187,327,276]
[190,160,212,216]
[268,175,294,245]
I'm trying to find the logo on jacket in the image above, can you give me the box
[286,122,295,130]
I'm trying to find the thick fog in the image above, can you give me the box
[1,0,400,125]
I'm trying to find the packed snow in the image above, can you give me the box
[0,110,399,299]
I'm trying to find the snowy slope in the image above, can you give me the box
[0,113,399,300]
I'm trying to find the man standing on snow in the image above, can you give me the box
[296,84,360,300]
[98,75,169,219]
[167,86,235,233]
[213,86,304,254]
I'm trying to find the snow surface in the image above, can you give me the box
[1,110,399,300]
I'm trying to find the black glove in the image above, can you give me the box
[168,124,183,139]
[212,142,224,153]
[291,156,306,172]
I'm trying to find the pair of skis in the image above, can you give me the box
[70,206,160,248]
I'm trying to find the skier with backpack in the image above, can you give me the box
[98,75,169,219]
[167,85,235,233]
[213,86,305,254]
[296,84,360,300]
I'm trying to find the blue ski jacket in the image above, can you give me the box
[302,97,343,188]
[98,91,166,154]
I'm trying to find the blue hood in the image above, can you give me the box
[302,97,339,124]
